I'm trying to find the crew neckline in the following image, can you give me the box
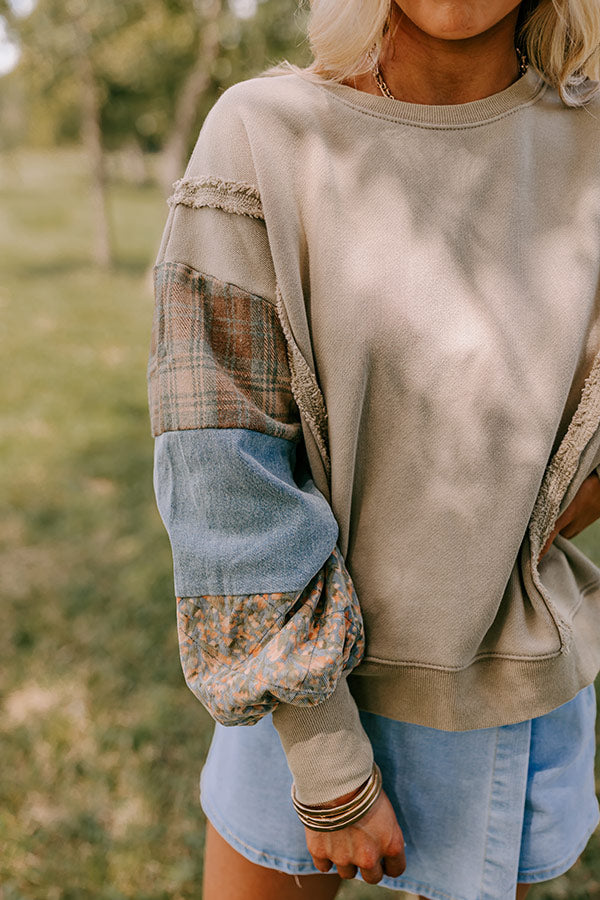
[311,65,547,127]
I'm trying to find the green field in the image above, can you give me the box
[1,148,600,900]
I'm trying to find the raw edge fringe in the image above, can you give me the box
[168,176,264,221]
[528,347,600,653]
[275,283,331,480]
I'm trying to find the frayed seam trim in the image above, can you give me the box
[530,347,600,553]
[168,176,264,220]
[275,283,331,478]
[527,347,600,654]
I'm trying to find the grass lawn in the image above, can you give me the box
[1,147,600,900]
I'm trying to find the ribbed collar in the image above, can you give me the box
[312,65,547,128]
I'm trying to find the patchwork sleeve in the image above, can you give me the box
[147,88,374,803]
[148,248,373,804]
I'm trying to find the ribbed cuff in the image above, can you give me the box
[271,675,374,806]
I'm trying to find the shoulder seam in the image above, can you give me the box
[168,176,264,221]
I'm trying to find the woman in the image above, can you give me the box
[147,1,600,897]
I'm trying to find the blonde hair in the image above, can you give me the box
[264,0,600,107]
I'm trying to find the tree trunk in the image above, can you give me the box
[159,0,222,197]
[76,32,113,268]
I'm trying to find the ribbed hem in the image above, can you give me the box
[310,65,547,128]
[347,586,600,731]
[271,675,374,806]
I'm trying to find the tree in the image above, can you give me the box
[2,0,151,265]
[0,0,311,259]
[158,0,223,196]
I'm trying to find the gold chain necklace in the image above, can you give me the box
[371,48,529,100]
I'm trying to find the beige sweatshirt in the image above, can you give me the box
[153,63,600,802]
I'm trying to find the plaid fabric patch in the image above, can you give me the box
[176,545,365,726]
[147,262,301,440]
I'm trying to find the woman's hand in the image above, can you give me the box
[538,471,600,564]
[303,787,406,885]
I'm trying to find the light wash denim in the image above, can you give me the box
[153,427,338,596]
[200,683,599,900]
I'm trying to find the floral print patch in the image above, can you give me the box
[176,544,365,726]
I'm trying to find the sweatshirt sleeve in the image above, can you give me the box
[147,88,373,804]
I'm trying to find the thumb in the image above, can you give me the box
[538,527,559,563]
[538,506,573,562]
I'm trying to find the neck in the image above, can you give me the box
[368,5,523,105]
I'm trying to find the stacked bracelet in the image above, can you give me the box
[290,762,382,832]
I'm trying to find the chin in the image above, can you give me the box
[392,0,522,42]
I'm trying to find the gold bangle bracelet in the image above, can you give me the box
[294,781,382,831]
[291,766,376,815]
[296,782,381,830]
[291,763,382,832]
[291,763,378,814]
[295,771,380,825]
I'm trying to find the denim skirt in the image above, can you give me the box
[199,683,600,900]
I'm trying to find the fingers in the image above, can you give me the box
[538,474,600,564]
[381,827,407,879]
[540,498,583,562]
[538,526,559,563]
[360,860,384,884]
[538,530,556,562]
[336,863,358,879]
[314,848,406,884]
[312,856,333,874]
[383,849,407,878]
[318,853,406,885]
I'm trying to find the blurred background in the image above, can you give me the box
[1,1,599,897]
